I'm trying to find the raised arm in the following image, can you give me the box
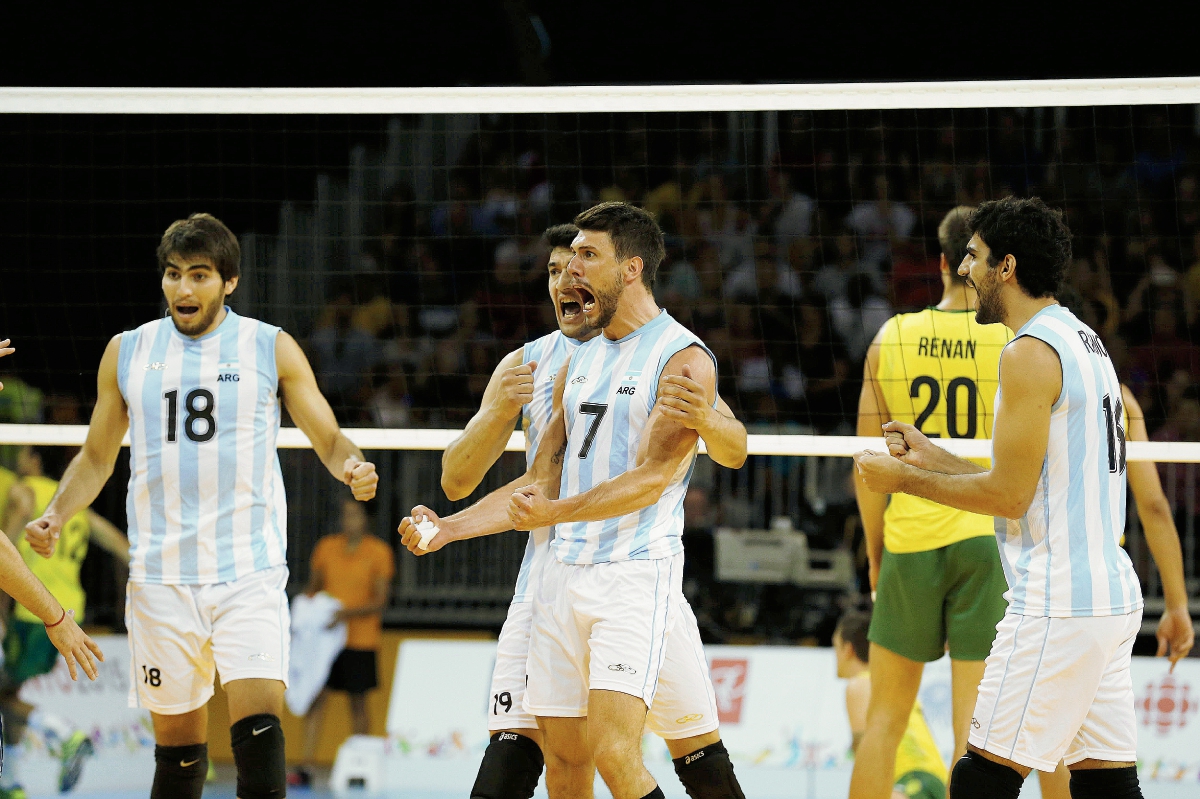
[509,345,714,530]
[855,336,1059,519]
[28,336,130,558]
[659,363,747,469]
[397,361,570,555]
[276,331,377,501]
[1122,385,1194,667]
[440,347,529,501]
[854,327,890,591]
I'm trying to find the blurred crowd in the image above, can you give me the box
[299,108,1200,458]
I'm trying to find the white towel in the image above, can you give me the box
[287,592,347,717]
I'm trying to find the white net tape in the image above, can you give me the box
[1,424,1196,462]
[3,77,1200,114]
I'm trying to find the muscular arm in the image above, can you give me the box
[700,396,748,469]
[854,330,889,588]
[519,346,715,528]
[276,332,377,500]
[0,532,64,624]
[41,336,130,528]
[2,483,35,545]
[1123,385,1193,663]
[862,337,1058,518]
[440,347,525,501]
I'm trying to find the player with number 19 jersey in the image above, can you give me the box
[874,308,1011,553]
[117,310,285,586]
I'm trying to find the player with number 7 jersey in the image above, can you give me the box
[23,213,379,799]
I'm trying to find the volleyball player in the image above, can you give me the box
[849,206,1011,799]
[855,197,1146,799]
[25,213,378,799]
[440,223,747,799]
[401,202,739,799]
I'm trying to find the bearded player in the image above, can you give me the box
[856,198,1146,799]
[441,223,747,799]
[26,213,378,799]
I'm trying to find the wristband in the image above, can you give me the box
[44,607,67,628]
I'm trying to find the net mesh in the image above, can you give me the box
[0,97,1196,634]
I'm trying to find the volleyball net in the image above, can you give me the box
[1,79,1198,630]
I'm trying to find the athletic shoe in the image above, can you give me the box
[287,767,312,788]
[206,758,217,782]
[57,732,94,793]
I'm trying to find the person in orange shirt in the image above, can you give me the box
[290,498,394,788]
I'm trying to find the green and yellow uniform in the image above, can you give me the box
[4,474,91,684]
[870,308,1012,662]
[893,697,949,799]
[0,465,17,524]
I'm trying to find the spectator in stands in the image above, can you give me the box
[830,273,893,363]
[310,290,381,423]
[788,302,851,431]
[369,363,412,428]
[1128,305,1200,389]
[888,239,942,313]
[844,172,916,267]
[814,233,885,306]
[1065,253,1121,339]
[290,499,394,789]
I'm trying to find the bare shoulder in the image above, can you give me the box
[274,330,310,377]
[1000,335,1063,404]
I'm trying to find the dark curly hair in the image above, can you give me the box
[967,196,1072,299]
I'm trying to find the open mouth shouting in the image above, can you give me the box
[559,286,596,324]
[174,303,202,325]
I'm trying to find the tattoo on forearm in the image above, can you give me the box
[550,442,566,465]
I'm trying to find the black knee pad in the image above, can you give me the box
[231,713,286,799]
[672,740,746,799]
[1069,766,1142,799]
[949,750,1022,799]
[151,743,207,799]
[470,731,545,799]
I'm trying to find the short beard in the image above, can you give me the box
[592,278,624,330]
[974,279,1004,326]
[171,300,223,336]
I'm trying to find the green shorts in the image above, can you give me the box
[3,619,61,686]
[869,535,1008,662]
[894,770,946,799]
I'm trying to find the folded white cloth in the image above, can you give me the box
[287,592,347,717]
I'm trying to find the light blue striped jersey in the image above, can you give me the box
[555,311,714,564]
[996,304,1142,617]
[116,309,287,585]
[510,330,579,603]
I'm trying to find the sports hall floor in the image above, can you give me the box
[28,761,1198,799]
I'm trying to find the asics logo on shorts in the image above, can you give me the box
[676,713,703,724]
[971,717,980,729]
[607,663,637,674]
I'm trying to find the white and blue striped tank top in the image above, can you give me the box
[510,329,578,603]
[996,304,1142,617]
[116,309,287,585]
[555,311,714,564]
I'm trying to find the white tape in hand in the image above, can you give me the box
[416,516,439,551]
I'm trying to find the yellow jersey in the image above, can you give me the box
[876,308,1012,553]
[0,466,16,524]
[894,699,948,783]
[14,475,90,624]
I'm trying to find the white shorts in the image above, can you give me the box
[488,601,538,731]
[969,611,1141,771]
[493,595,719,738]
[125,565,291,715]
[525,554,685,717]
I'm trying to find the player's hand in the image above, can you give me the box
[1156,605,1195,671]
[659,364,715,433]
[508,484,554,531]
[853,449,909,494]
[0,338,13,390]
[881,421,938,469]
[44,610,104,681]
[343,458,379,501]
[492,360,538,418]
[25,514,62,558]
[397,505,451,555]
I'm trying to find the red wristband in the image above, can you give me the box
[44,608,67,628]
